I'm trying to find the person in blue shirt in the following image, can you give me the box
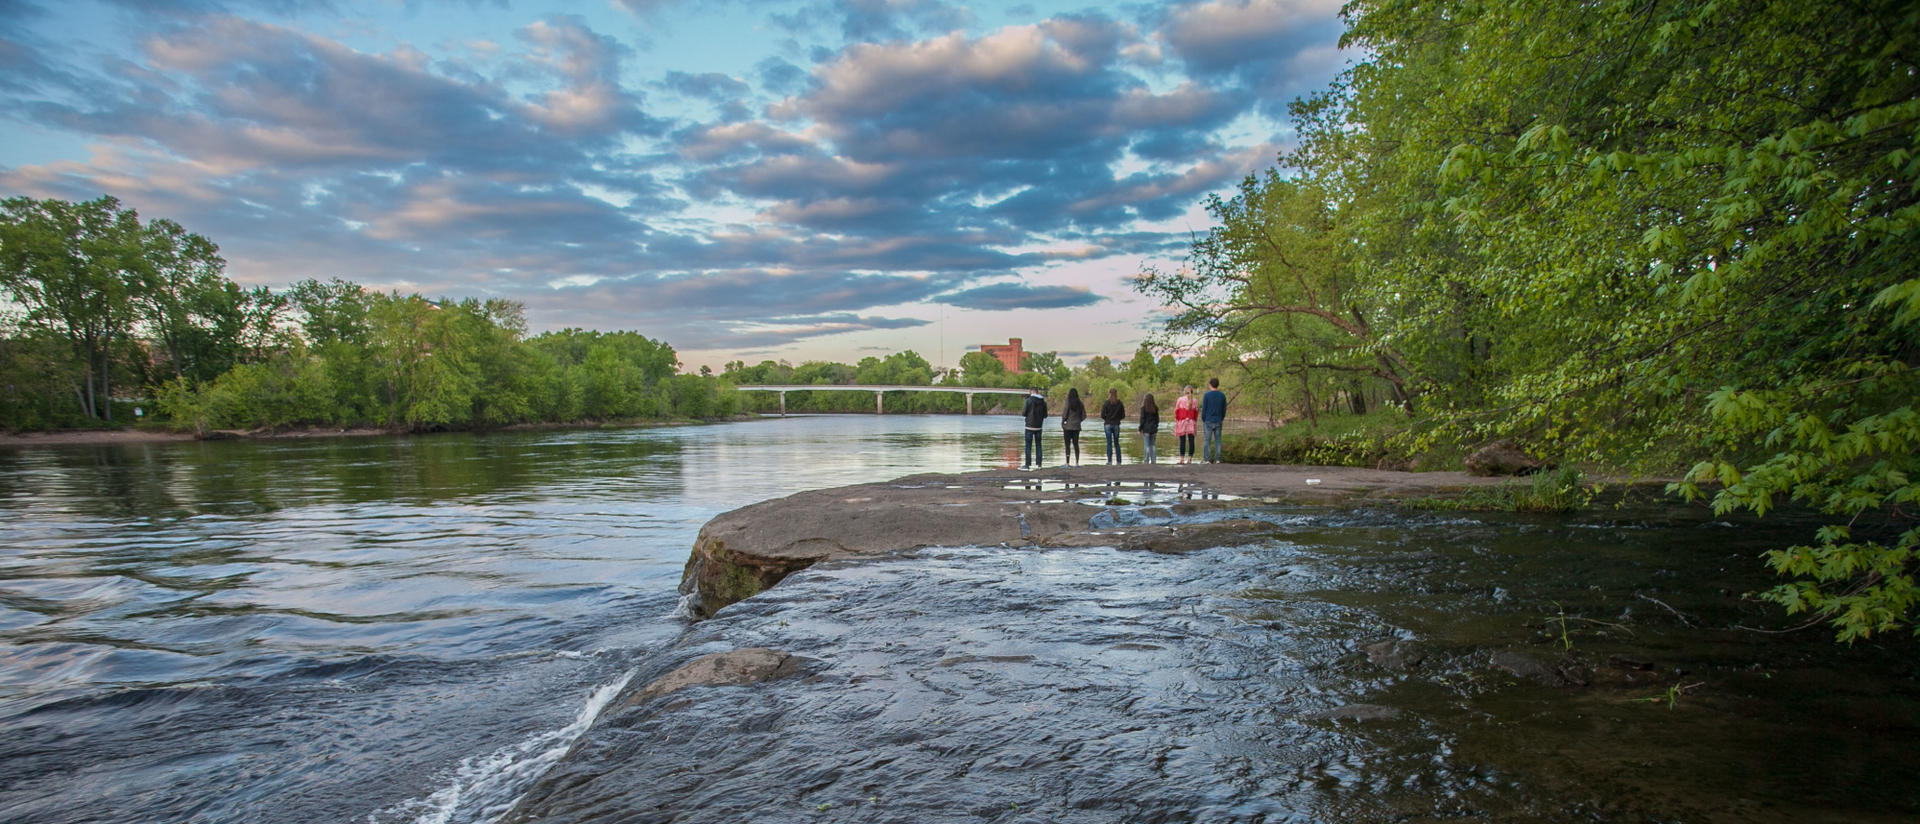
[1200,377,1228,464]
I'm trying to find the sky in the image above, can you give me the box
[0,0,1350,372]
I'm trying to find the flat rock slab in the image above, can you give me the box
[679,464,1520,618]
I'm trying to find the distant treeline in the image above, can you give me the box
[0,195,740,433]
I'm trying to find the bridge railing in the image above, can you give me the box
[731,384,1032,415]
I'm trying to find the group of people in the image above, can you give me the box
[1019,378,1228,468]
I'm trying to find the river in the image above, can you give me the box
[0,416,1914,823]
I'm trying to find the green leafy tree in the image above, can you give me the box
[1023,350,1071,384]
[958,350,1007,387]
[1142,0,1920,639]
[0,196,146,420]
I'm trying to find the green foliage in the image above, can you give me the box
[1022,350,1071,384]
[1404,467,1590,514]
[957,350,1007,385]
[1137,0,1920,640]
[0,197,738,433]
[0,195,147,423]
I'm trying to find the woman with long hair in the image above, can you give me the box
[1138,393,1160,464]
[1173,385,1198,465]
[1060,388,1087,466]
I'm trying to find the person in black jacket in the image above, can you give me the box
[1099,388,1126,465]
[1059,388,1086,466]
[1137,393,1160,464]
[1020,389,1048,469]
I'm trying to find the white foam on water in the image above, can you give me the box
[669,590,701,621]
[373,670,635,824]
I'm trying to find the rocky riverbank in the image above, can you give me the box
[677,464,1538,618]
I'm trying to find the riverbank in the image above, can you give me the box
[0,417,739,448]
[678,464,1655,618]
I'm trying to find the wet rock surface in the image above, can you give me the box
[1302,703,1403,721]
[627,647,805,704]
[678,465,1519,617]
[512,507,1920,824]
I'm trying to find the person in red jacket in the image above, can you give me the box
[1173,385,1198,465]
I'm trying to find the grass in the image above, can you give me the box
[1628,681,1705,710]
[1401,466,1591,513]
[1224,409,1418,468]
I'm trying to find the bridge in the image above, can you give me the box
[734,384,1033,415]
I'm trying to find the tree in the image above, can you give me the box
[1122,345,1162,386]
[1136,173,1410,404]
[958,351,1007,386]
[0,196,146,420]
[139,218,239,383]
[1022,350,1070,384]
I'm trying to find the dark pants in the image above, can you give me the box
[1179,433,1195,457]
[1104,425,1122,464]
[1024,428,1043,467]
[1062,429,1081,463]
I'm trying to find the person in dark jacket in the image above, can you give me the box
[1059,388,1086,466]
[1099,388,1126,465]
[1137,393,1160,464]
[1201,377,1228,464]
[1020,389,1048,469]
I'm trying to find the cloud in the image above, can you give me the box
[660,70,750,102]
[517,270,950,348]
[771,0,974,42]
[692,13,1259,244]
[0,2,1348,355]
[938,282,1104,310]
[1156,0,1347,115]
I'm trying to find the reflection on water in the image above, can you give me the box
[2,417,1915,823]
[0,416,1024,824]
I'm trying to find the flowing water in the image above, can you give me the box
[0,417,1914,823]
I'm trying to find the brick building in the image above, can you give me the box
[979,338,1025,373]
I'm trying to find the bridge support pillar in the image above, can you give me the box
[779,391,786,417]
[875,391,885,415]
[966,393,974,415]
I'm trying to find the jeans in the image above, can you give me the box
[1104,425,1122,464]
[1062,429,1081,463]
[1024,428,1043,467]
[1179,433,1195,457]
[1203,421,1224,462]
[1142,432,1157,463]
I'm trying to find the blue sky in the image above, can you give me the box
[0,0,1348,371]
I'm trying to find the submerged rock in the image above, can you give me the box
[1489,650,1589,687]
[1302,703,1402,721]
[627,647,805,705]
[1365,639,1427,671]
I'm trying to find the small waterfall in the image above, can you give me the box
[376,670,635,824]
